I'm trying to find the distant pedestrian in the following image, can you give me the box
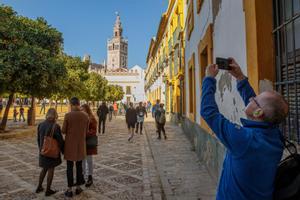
[62,97,89,198]
[40,99,46,114]
[36,108,64,196]
[113,102,118,118]
[108,104,114,121]
[19,105,25,122]
[135,102,147,134]
[152,99,160,133]
[97,102,109,134]
[81,104,97,187]
[13,107,18,122]
[155,103,167,139]
[126,102,137,141]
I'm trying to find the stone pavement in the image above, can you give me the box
[144,118,217,200]
[0,115,217,200]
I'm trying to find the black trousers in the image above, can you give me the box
[135,121,143,133]
[66,160,84,187]
[157,123,166,137]
[98,117,106,133]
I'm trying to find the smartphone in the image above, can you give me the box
[216,57,231,70]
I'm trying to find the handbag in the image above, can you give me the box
[86,135,98,148]
[41,123,60,158]
[273,135,300,200]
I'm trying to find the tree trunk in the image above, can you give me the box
[55,99,58,110]
[0,94,14,131]
[28,96,36,126]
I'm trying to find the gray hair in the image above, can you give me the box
[262,91,289,124]
[46,108,58,122]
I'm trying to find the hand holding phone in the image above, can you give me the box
[216,57,232,70]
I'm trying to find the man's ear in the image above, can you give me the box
[253,108,264,118]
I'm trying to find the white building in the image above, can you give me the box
[87,13,146,103]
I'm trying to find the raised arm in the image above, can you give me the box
[200,65,252,157]
[228,58,256,105]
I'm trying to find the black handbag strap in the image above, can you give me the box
[279,133,298,156]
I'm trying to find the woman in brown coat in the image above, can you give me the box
[81,104,98,187]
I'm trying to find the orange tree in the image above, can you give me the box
[0,6,65,130]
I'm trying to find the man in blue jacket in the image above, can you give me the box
[200,58,289,200]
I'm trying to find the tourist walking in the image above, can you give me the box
[97,102,109,134]
[108,104,114,122]
[36,108,64,196]
[81,104,97,187]
[40,99,46,114]
[126,102,137,141]
[113,102,118,118]
[19,105,25,122]
[62,97,89,198]
[135,102,147,134]
[13,106,18,122]
[155,103,167,139]
[200,58,289,200]
[152,99,160,133]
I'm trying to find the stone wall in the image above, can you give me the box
[170,114,225,182]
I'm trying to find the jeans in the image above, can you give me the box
[98,117,106,133]
[157,123,166,138]
[135,121,143,133]
[66,160,84,187]
[82,155,93,177]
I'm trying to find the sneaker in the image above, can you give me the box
[140,131,143,135]
[157,136,161,140]
[45,189,57,196]
[64,190,73,198]
[35,186,44,193]
[75,187,83,195]
[164,135,167,140]
[128,135,133,142]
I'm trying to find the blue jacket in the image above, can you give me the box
[200,77,283,200]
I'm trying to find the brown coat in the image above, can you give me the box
[62,108,89,161]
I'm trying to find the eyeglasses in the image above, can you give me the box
[249,97,261,108]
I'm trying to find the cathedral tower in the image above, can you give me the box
[107,13,128,70]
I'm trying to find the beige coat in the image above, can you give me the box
[62,108,89,161]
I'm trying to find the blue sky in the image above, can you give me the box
[1,0,169,68]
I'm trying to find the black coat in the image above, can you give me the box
[97,105,109,120]
[37,121,64,169]
[125,107,137,124]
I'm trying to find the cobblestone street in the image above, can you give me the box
[0,116,216,200]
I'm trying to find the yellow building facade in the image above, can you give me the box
[145,0,185,119]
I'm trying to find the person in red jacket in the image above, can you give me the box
[80,104,97,187]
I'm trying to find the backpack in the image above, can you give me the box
[273,137,300,200]
[158,109,166,124]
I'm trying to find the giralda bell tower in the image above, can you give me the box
[107,12,128,70]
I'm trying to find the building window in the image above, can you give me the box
[197,0,203,14]
[187,0,194,41]
[188,53,195,121]
[274,0,300,143]
[126,86,131,94]
[198,24,213,88]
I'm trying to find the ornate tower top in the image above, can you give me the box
[113,12,123,38]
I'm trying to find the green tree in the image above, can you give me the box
[0,5,65,130]
[105,85,124,102]
[84,72,108,103]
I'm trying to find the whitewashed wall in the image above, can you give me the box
[185,0,248,125]
[104,65,146,103]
